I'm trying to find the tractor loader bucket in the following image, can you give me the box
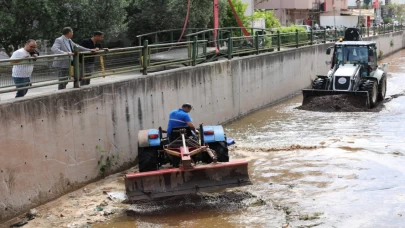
[125,160,251,201]
[302,89,370,108]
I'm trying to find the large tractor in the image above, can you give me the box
[125,125,251,201]
[302,28,387,108]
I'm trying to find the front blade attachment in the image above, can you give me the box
[125,160,251,201]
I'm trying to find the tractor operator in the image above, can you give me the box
[167,103,199,140]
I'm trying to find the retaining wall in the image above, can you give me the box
[1,31,404,223]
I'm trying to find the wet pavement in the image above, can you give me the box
[91,50,405,228]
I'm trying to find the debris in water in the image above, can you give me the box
[298,95,380,112]
[126,191,256,215]
[9,221,28,227]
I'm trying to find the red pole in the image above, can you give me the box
[213,0,219,53]
[227,0,251,37]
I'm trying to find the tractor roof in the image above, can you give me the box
[334,41,376,46]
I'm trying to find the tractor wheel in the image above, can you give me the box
[312,78,326,90]
[360,79,378,108]
[170,155,181,168]
[208,141,229,162]
[378,75,387,101]
[138,146,159,172]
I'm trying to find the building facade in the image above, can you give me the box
[255,0,348,26]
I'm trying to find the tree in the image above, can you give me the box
[387,3,405,24]
[49,0,128,44]
[125,0,238,41]
[222,0,250,28]
[0,0,127,57]
[249,9,280,29]
[0,0,56,56]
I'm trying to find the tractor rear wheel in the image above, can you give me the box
[378,75,387,101]
[138,146,159,172]
[360,79,378,108]
[209,141,229,162]
[312,78,326,90]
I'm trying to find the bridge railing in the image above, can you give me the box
[136,28,210,46]
[0,25,404,96]
[0,54,73,93]
[0,40,210,95]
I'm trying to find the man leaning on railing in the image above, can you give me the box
[10,39,39,98]
[79,31,108,86]
[51,27,98,90]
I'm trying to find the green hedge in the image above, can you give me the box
[277,26,308,44]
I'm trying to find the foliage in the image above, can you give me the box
[387,3,405,23]
[0,0,127,57]
[96,145,123,174]
[277,26,308,44]
[53,0,128,44]
[125,0,218,42]
[249,9,280,29]
[378,50,383,60]
[0,0,55,56]
[222,0,250,28]
[383,17,393,24]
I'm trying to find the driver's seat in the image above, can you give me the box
[170,126,193,142]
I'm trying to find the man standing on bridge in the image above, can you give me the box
[51,27,98,90]
[167,103,199,141]
[10,39,39,98]
[79,31,108,86]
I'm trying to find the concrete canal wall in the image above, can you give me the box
[1,31,404,223]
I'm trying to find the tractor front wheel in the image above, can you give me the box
[312,78,327,90]
[138,146,159,172]
[360,80,378,108]
[378,75,387,101]
[209,141,229,162]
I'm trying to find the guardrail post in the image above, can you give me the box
[227,33,232,60]
[310,29,313,45]
[142,40,148,75]
[138,37,142,46]
[155,33,158,44]
[170,31,174,44]
[73,46,80,88]
[187,36,191,59]
[192,36,198,66]
[334,29,337,41]
[255,34,259,54]
[295,29,299,48]
[323,28,326,43]
[277,30,281,51]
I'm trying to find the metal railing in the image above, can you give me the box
[0,54,72,93]
[0,25,403,96]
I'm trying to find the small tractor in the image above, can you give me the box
[125,124,251,201]
[302,28,387,108]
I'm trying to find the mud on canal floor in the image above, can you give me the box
[4,50,405,228]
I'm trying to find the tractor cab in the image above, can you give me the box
[328,41,378,76]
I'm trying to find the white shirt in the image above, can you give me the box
[10,48,34,78]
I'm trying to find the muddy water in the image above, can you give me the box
[95,51,405,228]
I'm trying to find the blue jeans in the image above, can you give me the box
[13,77,31,98]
